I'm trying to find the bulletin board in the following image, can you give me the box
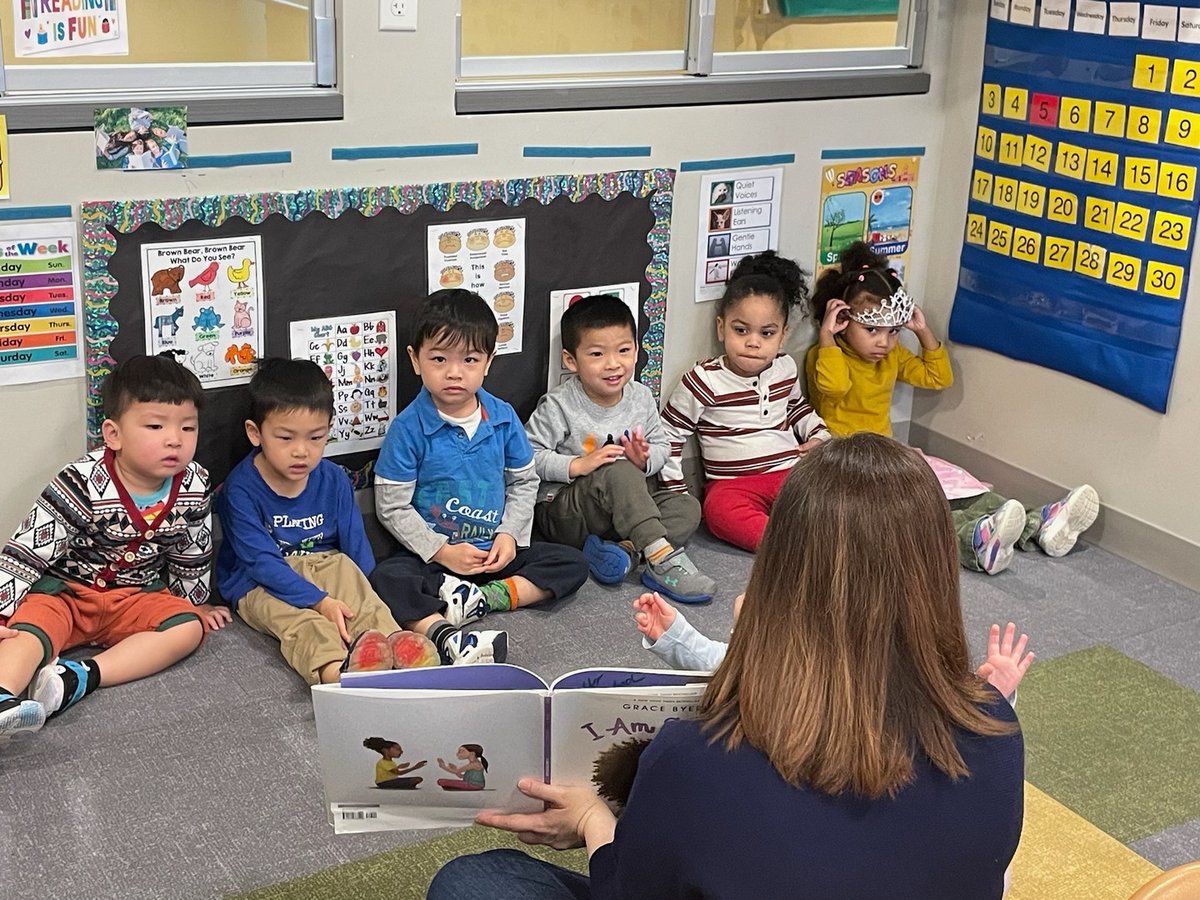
[948,2,1200,413]
[81,170,675,486]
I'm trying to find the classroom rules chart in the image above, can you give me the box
[949,0,1200,412]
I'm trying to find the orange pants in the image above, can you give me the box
[9,583,203,665]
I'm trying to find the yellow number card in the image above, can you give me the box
[992,175,1019,210]
[1113,202,1151,241]
[1003,86,1029,120]
[1152,210,1192,249]
[1085,148,1119,186]
[1164,108,1200,148]
[1022,134,1053,172]
[1059,97,1092,132]
[1132,54,1170,92]
[966,213,987,245]
[1016,182,1046,217]
[976,126,997,160]
[1123,156,1159,192]
[1054,142,1086,179]
[982,83,1002,114]
[1125,106,1162,143]
[1105,253,1142,290]
[971,169,994,204]
[1145,260,1184,299]
[1012,228,1041,263]
[1047,189,1079,224]
[1170,60,1200,97]
[1044,236,1075,271]
[1158,162,1196,200]
[998,133,1025,166]
[986,221,1014,255]
[1093,101,1127,137]
[1084,197,1115,233]
[1075,243,1106,278]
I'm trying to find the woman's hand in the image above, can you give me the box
[476,778,617,853]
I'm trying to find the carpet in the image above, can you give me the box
[1019,645,1200,843]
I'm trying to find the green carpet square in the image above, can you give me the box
[228,827,587,900]
[1020,645,1200,843]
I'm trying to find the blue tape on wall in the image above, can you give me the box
[679,153,795,171]
[332,144,479,161]
[948,8,1200,412]
[188,152,292,169]
[523,146,651,158]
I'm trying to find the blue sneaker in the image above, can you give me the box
[641,548,715,604]
[0,695,46,739]
[583,534,633,585]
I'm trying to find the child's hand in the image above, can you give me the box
[482,533,517,573]
[820,299,851,337]
[633,591,676,642]
[314,595,354,644]
[618,428,651,471]
[433,541,490,576]
[797,437,823,455]
[195,603,233,630]
[905,304,929,335]
[976,622,1033,699]
[569,444,626,478]
[0,625,19,641]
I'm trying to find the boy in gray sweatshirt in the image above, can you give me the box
[525,295,715,603]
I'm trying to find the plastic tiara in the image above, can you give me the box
[848,285,915,328]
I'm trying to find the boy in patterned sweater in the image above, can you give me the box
[0,355,224,739]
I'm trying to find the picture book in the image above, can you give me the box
[312,664,711,833]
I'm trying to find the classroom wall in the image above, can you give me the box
[915,2,1200,571]
[0,2,955,533]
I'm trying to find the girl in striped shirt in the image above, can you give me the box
[660,252,830,552]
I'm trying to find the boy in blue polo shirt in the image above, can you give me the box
[370,289,588,664]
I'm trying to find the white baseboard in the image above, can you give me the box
[909,424,1200,592]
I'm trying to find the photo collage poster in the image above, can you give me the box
[141,236,264,388]
[289,311,398,456]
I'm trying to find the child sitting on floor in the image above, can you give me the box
[369,289,588,664]
[525,294,713,603]
[0,354,224,738]
[805,241,1099,575]
[216,359,432,685]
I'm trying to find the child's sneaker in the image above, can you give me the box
[641,548,715,604]
[341,629,392,674]
[439,575,488,627]
[972,499,1026,575]
[582,534,633,585]
[1036,485,1099,557]
[0,694,45,739]
[29,658,94,718]
[444,629,509,665]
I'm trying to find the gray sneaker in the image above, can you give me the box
[641,548,715,604]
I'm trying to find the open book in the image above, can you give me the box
[312,664,711,833]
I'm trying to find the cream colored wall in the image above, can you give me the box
[0,0,952,531]
[916,2,1200,550]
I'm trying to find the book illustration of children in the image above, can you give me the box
[436,743,488,791]
[364,737,426,789]
[591,738,651,810]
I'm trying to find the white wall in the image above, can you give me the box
[0,1,955,530]
[917,3,1200,555]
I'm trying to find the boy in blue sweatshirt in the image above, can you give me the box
[216,359,435,684]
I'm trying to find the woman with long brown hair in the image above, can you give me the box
[429,434,1025,900]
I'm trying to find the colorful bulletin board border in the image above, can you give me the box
[949,6,1200,412]
[79,170,675,480]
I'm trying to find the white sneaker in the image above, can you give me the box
[0,698,46,740]
[29,662,65,715]
[1036,485,1100,557]
[972,500,1026,575]
[438,575,487,628]
[444,629,508,665]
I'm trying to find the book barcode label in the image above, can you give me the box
[339,810,378,820]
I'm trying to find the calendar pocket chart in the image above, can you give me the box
[949,1,1200,411]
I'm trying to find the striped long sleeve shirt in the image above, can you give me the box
[659,354,830,491]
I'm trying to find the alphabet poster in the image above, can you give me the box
[427,218,526,355]
[13,0,128,57]
[949,2,1200,412]
[0,222,83,385]
[141,236,264,388]
[289,311,397,456]
[695,167,783,302]
[817,155,921,280]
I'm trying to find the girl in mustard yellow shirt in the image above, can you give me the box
[805,243,1098,576]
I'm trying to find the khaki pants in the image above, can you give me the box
[236,551,400,685]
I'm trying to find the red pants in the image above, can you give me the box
[702,468,792,552]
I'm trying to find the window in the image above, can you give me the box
[0,0,338,130]
[456,0,928,113]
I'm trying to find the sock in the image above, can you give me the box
[428,621,457,664]
[0,686,18,712]
[644,538,675,567]
[50,658,101,718]
[479,578,518,612]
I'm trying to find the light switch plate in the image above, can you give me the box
[379,0,417,31]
